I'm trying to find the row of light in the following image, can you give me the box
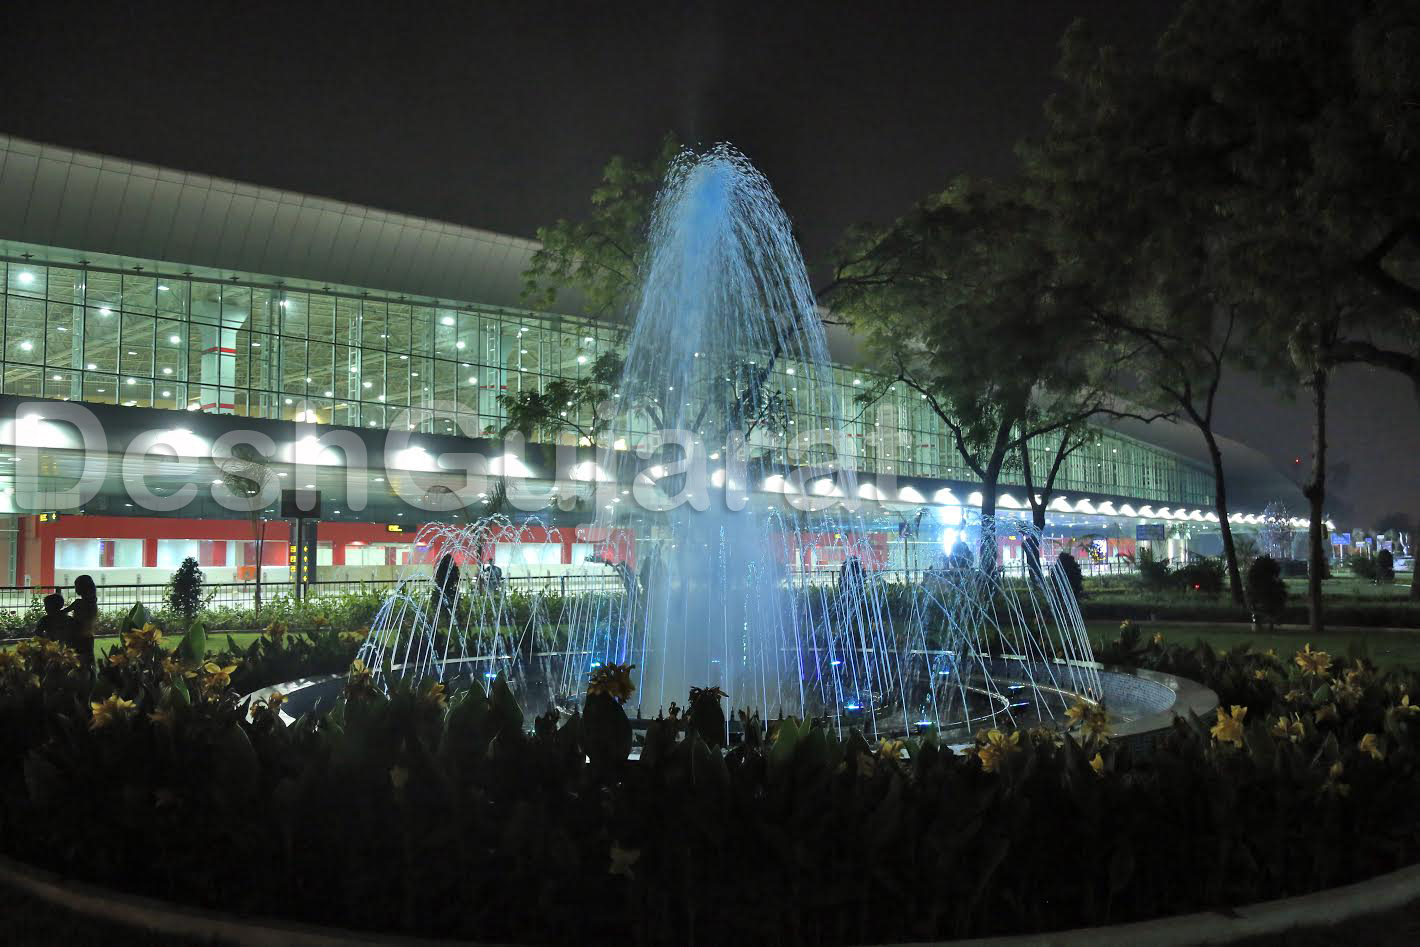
[0,413,1330,529]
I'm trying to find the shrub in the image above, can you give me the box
[167,557,205,623]
[1138,547,1171,595]
[1055,551,1084,600]
[1246,555,1288,628]
[1378,549,1396,582]
[1174,556,1225,597]
[10,618,1420,943]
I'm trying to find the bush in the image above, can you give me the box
[1138,547,1172,595]
[1246,555,1288,628]
[1378,549,1396,582]
[9,617,1420,943]
[1174,556,1225,597]
[1055,551,1084,600]
[167,557,205,622]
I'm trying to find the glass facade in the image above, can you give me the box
[0,253,1212,506]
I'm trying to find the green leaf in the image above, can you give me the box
[123,602,150,633]
[177,622,207,664]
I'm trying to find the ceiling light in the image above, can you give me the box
[17,271,35,285]
[169,334,181,344]
[18,341,32,352]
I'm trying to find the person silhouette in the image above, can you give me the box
[62,575,98,672]
[36,592,74,644]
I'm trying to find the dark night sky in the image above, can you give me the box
[3,0,1414,526]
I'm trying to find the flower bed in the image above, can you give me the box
[1,613,1419,944]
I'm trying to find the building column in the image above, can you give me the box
[198,314,246,414]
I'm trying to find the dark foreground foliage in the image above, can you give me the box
[3,615,1420,944]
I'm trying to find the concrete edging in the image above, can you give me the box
[4,846,1419,945]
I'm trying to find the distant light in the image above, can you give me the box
[786,367,795,375]
[304,484,315,489]
[455,340,466,350]
[161,390,170,397]
[170,334,181,344]
[584,337,594,344]
[441,316,455,326]
[324,390,333,396]
[86,363,97,370]
[158,284,169,291]
[51,374,62,381]
[18,341,32,352]
[162,367,173,374]
[362,381,373,388]
[467,377,477,385]
[98,307,112,316]
[16,271,34,285]
[126,378,136,385]
[576,355,587,364]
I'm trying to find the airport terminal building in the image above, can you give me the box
[0,134,1304,597]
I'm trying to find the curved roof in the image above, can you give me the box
[0,133,575,311]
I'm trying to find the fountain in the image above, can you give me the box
[354,146,1101,739]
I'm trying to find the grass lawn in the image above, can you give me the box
[1085,620,1420,671]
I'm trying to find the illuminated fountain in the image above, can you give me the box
[356,146,1101,739]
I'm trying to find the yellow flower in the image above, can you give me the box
[310,615,329,628]
[0,651,19,671]
[1314,703,1339,724]
[1065,697,1109,739]
[877,738,906,759]
[1089,752,1105,775]
[1322,760,1350,797]
[264,620,289,641]
[267,691,286,711]
[389,765,409,790]
[1152,632,1164,646]
[1392,694,1420,717]
[338,628,368,644]
[345,659,378,699]
[975,729,1021,773]
[421,682,447,709]
[1120,620,1134,632]
[1253,669,1268,681]
[1359,732,1385,761]
[1270,715,1305,743]
[122,623,164,652]
[89,695,137,729]
[587,662,636,703]
[1284,688,1306,704]
[1295,644,1332,677]
[107,651,129,668]
[200,661,238,692]
[1210,705,1247,748]
[1264,649,1278,659]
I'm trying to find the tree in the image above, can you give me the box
[498,350,622,446]
[168,557,205,624]
[1246,555,1288,630]
[1375,512,1419,599]
[1024,22,1262,611]
[830,176,1124,573]
[523,133,681,320]
[221,443,278,614]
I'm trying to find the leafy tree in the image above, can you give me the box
[1376,511,1419,599]
[221,442,278,613]
[830,176,1127,572]
[1246,555,1288,630]
[522,134,681,320]
[497,350,622,445]
[1378,548,1396,583]
[168,557,205,623]
[1024,22,1263,611]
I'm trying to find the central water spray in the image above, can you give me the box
[361,145,1101,738]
